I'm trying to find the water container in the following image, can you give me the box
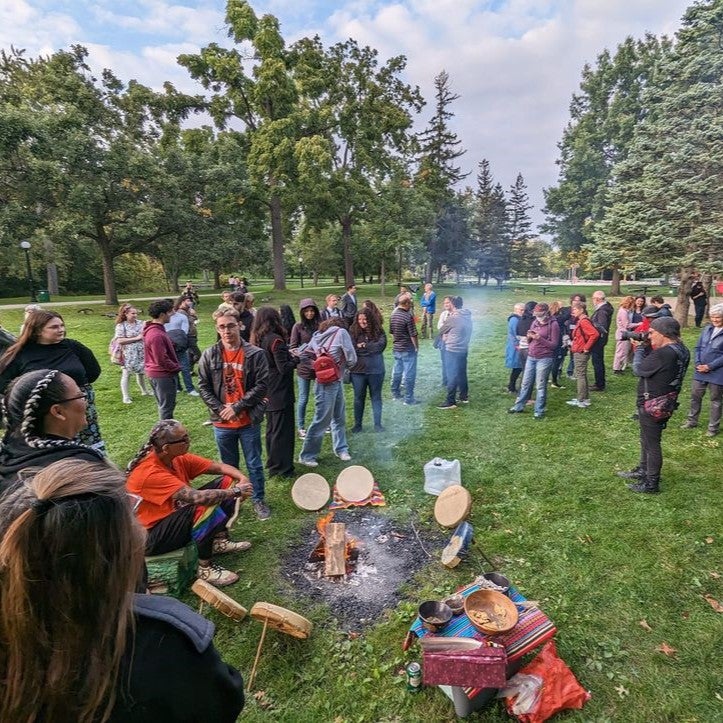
[423,457,461,496]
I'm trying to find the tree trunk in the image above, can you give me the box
[213,269,221,290]
[46,263,59,295]
[674,267,691,327]
[341,215,354,284]
[269,194,286,290]
[425,257,433,284]
[610,267,621,296]
[313,271,319,286]
[380,257,386,297]
[96,227,118,306]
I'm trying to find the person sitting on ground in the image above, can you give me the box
[298,318,357,467]
[126,419,253,588]
[0,458,245,722]
[0,369,106,493]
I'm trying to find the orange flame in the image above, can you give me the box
[316,511,335,537]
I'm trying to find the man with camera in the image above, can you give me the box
[617,317,690,494]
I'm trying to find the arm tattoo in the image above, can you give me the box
[173,486,233,505]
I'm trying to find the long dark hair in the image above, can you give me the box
[350,309,383,342]
[297,303,320,333]
[279,305,296,337]
[362,299,383,326]
[0,311,64,372]
[0,459,145,723]
[250,306,287,345]
[0,370,97,456]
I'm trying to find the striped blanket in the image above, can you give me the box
[328,480,386,510]
[407,583,556,700]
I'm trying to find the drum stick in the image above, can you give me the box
[247,617,269,691]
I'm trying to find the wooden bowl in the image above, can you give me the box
[464,589,518,635]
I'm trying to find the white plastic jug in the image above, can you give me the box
[423,458,461,496]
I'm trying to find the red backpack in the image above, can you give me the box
[312,330,341,384]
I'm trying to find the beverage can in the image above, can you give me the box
[406,661,422,693]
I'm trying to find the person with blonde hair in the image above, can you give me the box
[613,296,636,373]
[113,303,150,403]
[0,459,245,721]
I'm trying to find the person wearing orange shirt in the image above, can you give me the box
[126,419,253,587]
[198,309,270,520]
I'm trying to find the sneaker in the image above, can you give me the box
[202,419,214,426]
[337,451,352,461]
[392,395,402,401]
[404,399,421,405]
[298,428,307,439]
[212,537,252,555]
[437,402,457,409]
[508,407,524,414]
[351,425,362,433]
[459,398,469,404]
[550,382,563,389]
[616,468,644,480]
[253,501,271,521]
[325,427,332,434]
[298,456,318,468]
[187,390,200,397]
[534,413,545,420]
[374,425,385,432]
[578,399,591,408]
[590,385,605,392]
[680,421,698,429]
[123,398,132,404]
[706,429,718,437]
[197,563,239,587]
[566,399,580,407]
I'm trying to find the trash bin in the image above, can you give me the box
[37,290,50,302]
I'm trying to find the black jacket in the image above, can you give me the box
[591,301,614,345]
[259,333,299,411]
[109,594,244,721]
[197,340,269,424]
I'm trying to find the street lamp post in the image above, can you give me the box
[19,241,37,302]
[298,256,304,288]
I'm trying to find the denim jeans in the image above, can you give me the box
[391,350,418,402]
[445,350,468,404]
[175,349,195,393]
[350,372,384,428]
[213,423,265,502]
[511,356,553,416]
[296,376,313,429]
[299,381,349,462]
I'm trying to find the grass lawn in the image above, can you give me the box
[1,285,720,722]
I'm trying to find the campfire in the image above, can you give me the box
[306,512,360,579]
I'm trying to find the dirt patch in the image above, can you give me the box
[280,509,446,631]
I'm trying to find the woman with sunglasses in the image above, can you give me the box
[0,459,245,722]
[126,419,253,588]
[0,369,105,494]
[0,309,105,452]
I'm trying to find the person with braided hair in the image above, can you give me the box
[126,419,254,588]
[0,310,105,452]
[0,459,245,722]
[0,369,105,493]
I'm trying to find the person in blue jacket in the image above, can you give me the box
[420,283,437,339]
[681,302,723,437]
[505,303,525,393]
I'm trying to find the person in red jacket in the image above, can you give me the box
[566,302,600,408]
[143,299,181,419]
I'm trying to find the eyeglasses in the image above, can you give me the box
[58,394,87,404]
[165,434,190,445]
[126,493,143,513]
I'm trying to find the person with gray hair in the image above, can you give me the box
[617,317,690,493]
[681,302,723,437]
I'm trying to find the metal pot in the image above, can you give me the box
[418,600,453,632]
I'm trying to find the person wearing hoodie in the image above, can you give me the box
[508,303,560,419]
[0,369,106,494]
[437,296,472,408]
[143,299,181,420]
[290,298,321,438]
[298,318,357,467]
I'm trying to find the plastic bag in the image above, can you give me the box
[498,641,590,723]
[497,674,543,715]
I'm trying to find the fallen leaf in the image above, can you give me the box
[710,571,721,579]
[253,690,275,710]
[639,619,653,632]
[347,631,361,640]
[716,692,723,702]
[655,643,677,657]
[705,536,714,544]
[703,594,723,613]
[681,610,690,620]
[615,684,629,698]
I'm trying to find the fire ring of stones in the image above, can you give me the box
[279,509,445,631]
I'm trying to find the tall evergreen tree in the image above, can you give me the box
[592,0,723,325]
[416,70,469,280]
[507,172,534,277]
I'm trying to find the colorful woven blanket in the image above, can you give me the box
[406,583,556,699]
[328,480,386,510]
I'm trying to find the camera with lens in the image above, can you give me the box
[621,330,650,342]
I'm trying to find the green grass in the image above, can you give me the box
[1,286,720,722]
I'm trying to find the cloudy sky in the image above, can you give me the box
[1,0,692,228]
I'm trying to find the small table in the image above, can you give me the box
[405,583,556,718]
